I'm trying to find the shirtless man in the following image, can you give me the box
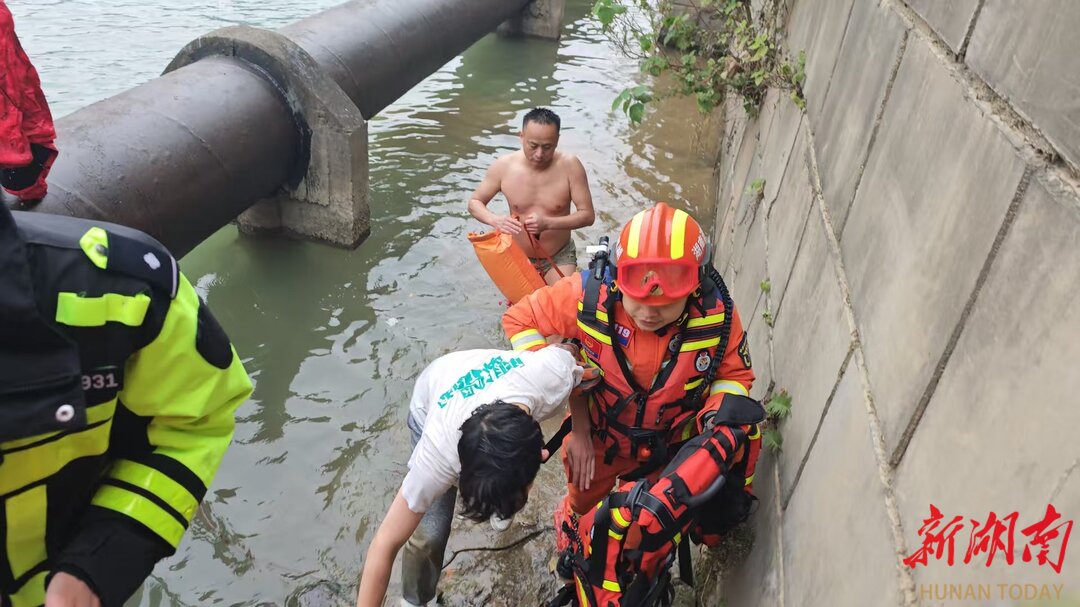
[468,108,595,284]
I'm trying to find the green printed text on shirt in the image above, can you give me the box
[437,355,524,408]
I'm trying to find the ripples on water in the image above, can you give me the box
[15,0,723,604]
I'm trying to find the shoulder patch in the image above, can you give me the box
[105,231,179,298]
[13,211,178,297]
[738,333,752,369]
[196,298,234,369]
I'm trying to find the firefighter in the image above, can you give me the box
[550,393,766,607]
[0,203,252,607]
[502,202,759,515]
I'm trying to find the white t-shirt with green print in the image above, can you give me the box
[400,348,582,513]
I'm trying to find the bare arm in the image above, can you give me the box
[356,493,424,607]
[565,393,595,491]
[536,156,595,231]
[468,159,522,234]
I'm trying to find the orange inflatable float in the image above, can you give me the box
[468,230,547,304]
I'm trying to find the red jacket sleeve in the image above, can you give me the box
[502,274,582,351]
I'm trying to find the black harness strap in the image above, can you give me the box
[702,427,740,471]
[586,500,616,588]
[602,290,689,468]
[632,490,679,532]
[543,416,573,462]
[547,584,574,607]
[581,269,606,324]
[635,509,696,553]
[603,291,691,399]
[678,539,694,588]
[679,268,735,410]
[667,473,693,506]
[554,516,601,607]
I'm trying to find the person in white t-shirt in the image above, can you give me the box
[356,345,585,607]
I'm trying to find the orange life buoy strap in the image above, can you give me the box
[514,214,567,280]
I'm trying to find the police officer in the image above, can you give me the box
[0,203,252,607]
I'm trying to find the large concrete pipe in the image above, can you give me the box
[282,0,530,119]
[33,57,299,257]
[21,0,556,257]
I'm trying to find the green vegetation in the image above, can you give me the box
[765,389,792,418]
[763,389,792,454]
[762,428,783,454]
[593,0,806,123]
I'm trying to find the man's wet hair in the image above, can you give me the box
[523,107,561,133]
[458,399,543,522]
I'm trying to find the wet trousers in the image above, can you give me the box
[401,413,455,606]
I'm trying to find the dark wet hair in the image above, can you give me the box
[523,107,561,133]
[458,400,544,522]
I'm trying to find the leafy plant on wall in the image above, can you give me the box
[763,389,792,453]
[594,0,806,122]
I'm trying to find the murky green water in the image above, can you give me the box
[15,1,723,604]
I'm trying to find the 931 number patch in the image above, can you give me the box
[81,372,120,391]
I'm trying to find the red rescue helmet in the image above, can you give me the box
[615,202,707,305]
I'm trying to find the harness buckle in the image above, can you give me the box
[626,427,666,465]
[555,549,576,581]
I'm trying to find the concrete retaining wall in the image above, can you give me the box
[712,1,1080,604]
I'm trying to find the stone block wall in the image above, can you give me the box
[711,0,1080,604]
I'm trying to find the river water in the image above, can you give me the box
[14,1,723,604]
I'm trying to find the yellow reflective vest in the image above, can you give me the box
[0,210,252,607]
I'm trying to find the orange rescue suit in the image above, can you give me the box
[503,271,757,512]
